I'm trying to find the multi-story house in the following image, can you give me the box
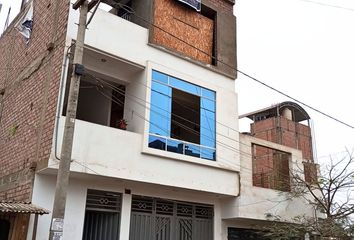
[0,0,317,239]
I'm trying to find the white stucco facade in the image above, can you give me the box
[28,174,229,240]
[28,5,317,240]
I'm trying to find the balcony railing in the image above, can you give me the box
[148,133,216,161]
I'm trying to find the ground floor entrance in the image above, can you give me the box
[81,190,214,240]
[130,195,213,240]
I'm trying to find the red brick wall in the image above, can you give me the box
[0,0,69,201]
[252,144,290,191]
[251,116,314,161]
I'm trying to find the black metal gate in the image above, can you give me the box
[228,228,269,240]
[129,196,213,240]
[82,189,122,240]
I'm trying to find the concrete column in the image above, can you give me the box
[120,193,132,240]
[214,201,225,240]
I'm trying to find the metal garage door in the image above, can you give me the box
[129,196,213,240]
[82,189,122,240]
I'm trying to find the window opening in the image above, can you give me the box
[171,88,200,145]
[62,72,126,129]
[148,70,216,161]
[98,0,134,22]
[252,144,290,192]
[201,5,217,65]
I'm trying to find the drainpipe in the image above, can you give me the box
[53,47,72,161]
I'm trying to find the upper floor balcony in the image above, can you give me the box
[42,45,240,197]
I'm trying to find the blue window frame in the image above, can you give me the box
[148,70,216,161]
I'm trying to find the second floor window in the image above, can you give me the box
[148,70,216,161]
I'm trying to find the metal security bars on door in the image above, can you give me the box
[129,196,213,240]
[82,189,122,240]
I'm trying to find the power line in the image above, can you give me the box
[83,69,245,145]
[84,71,311,177]
[71,158,287,209]
[297,0,354,11]
[237,70,354,130]
[115,3,354,130]
[87,72,252,157]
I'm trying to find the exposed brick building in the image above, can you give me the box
[0,0,317,239]
[0,1,69,238]
[240,101,317,191]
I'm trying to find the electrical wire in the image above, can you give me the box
[1,2,353,132]
[297,0,354,11]
[87,72,252,158]
[85,71,248,148]
[84,71,309,178]
[63,75,319,204]
[113,3,354,130]
[71,158,287,209]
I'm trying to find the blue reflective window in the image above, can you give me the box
[185,144,200,158]
[201,98,215,113]
[149,90,171,136]
[149,70,216,161]
[201,147,216,161]
[201,88,216,100]
[149,135,166,150]
[200,109,216,148]
[170,77,201,96]
[152,81,171,96]
[152,70,168,84]
[167,139,184,154]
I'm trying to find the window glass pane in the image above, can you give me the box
[201,88,215,100]
[201,147,216,161]
[185,144,200,158]
[167,139,184,154]
[149,135,166,150]
[201,98,215,112]
[200,109,216,148]
[170,77,201,96]
[152,70,168,84]
[149,91,171,136]
[152,81,171,96]
[149,70,217,162]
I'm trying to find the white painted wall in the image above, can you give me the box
[123,70,147,134]
[29,174,229,240]
[51,116,239,196]
[66,7,236,91]
[49,8,241,197]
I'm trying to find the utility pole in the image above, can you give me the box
[48,1,88,239]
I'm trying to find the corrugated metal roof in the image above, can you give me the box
[239,101,310,122]
[0,201,49,215]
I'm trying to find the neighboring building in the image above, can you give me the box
[0,0,316,240]
[227,102,318,238]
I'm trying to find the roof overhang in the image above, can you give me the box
[239,101,310,123]
[0,201,49,215]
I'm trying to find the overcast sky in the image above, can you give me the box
[0,0,21,32]
[1,0,353,161]
[235,0,354,161]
